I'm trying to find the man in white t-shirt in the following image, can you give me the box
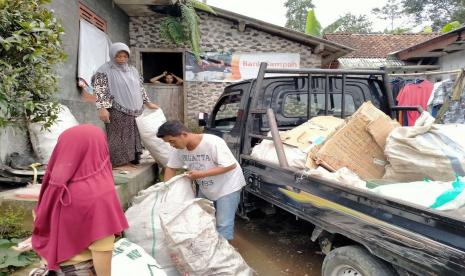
[157,120,246,241]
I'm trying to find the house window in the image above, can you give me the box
[141,52,184,84]
[79,3,107,32]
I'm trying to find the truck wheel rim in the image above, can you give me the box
[331,265,362,276]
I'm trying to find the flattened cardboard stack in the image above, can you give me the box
[309,102,400,180]
[280,116,345,169]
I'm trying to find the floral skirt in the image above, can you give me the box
[105,108,142,167]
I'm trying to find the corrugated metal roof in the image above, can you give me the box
[337,58,407,69]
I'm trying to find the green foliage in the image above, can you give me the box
[181,3,202,62]
[384,27,411,34]
[372,0,404,32]
[323,13,373,34]
[423,26,434,33]
[402,0,465,31]
[441,21,462,32]
[159,0,214,62]
[160,17,187,45]
[0,239,38,275]
[190,0,216,15]
[305,9,321,36]
[285,0,314,32]
[0,206,30,240]
[0,0,66,129]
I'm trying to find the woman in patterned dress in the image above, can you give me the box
[92,42,158,167]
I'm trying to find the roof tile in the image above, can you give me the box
[323,33,441,58]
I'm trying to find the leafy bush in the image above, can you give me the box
[0,206,31,239]
[0,0,66,129]
[159,0,215,61]
[0,206,36,275]
[0,239,38,276]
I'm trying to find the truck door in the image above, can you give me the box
[203,82,250,158]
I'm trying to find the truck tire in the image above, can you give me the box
[322,245,395,276]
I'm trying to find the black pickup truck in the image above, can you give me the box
[200,63,465,276]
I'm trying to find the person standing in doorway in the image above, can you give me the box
[157,120,245,241]
[92,42,159,168]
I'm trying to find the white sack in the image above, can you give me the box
[251,140,306,169]
[111,238,178,276]
[125,175,194,269]
[371,178,465,211]
[305,167,367,189]
[135,108,173,167]
[384,112,465,181]
[28,104,79,164]
[160,198,254,276]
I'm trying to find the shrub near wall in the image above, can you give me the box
[0,0,66,129]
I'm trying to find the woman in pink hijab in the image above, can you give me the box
[31,124,128,275]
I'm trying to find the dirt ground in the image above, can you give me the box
[233,209,324,276]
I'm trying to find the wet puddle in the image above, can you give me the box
[234,209,324,276]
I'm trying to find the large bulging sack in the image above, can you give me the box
[136,108,173,167]
[251,139,307,169]
[124,175,195,269]
[111,238,178,276]
[384,112,465,182]
[160,199,254,276]
[371,177,465,211]
[28,104,79,164]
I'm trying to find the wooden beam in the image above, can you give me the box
[407,51,446,58]
[443,44,465,52]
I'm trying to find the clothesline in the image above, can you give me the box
[389,69,464,77]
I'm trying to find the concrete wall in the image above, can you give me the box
[129,11,322,127]
[0,0,130,163]
[48,0,129,125]
[439,49,465,79]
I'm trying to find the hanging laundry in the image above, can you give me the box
[427,79,454,117]
[396,80,433,126]
[436,70,465,124]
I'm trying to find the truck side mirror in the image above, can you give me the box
[198,112,208,127]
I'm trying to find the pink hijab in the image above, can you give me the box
[32,124,128,270]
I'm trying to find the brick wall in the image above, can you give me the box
[130,12,322,127]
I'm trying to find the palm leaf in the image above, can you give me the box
[188,0,216,15]
[305,9,321,36]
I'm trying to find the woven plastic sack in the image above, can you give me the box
[124,175,194,269]
[160,199,254,276]
[136,108,173,167]
[111,238,178,276]
[28,104,79,164]
[384,112,465,181]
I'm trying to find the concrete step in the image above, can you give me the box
[0,161,159,231]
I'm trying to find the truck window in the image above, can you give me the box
[283,93,356,118]
[212,93,241,130]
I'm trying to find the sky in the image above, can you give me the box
[205,0,418,32]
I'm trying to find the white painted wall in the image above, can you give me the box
[439,49,465,79]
